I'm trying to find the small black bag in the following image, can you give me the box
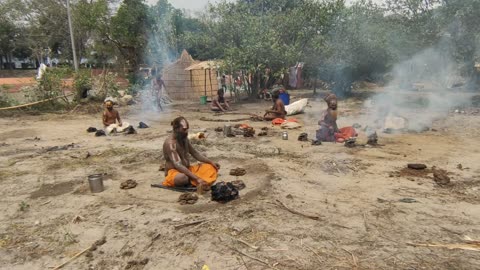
[95,130,106,137]
[138,122,149,129]
[211,181,239,203]
[298,132,308,141]
[87,127,97,133]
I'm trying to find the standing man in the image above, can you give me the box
[152,72,168,110]
[162,116,220,192]
[220,75,227,92]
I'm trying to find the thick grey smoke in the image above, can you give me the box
[363,36,469,133]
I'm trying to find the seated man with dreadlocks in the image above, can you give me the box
[263,90,286,121]
[211,88,230,112]
[316,93,357,142]
[162,116,220,192]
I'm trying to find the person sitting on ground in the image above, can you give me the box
[162,116,220,192]
[103,100,132,134]
[263,91,286,121]
[316,93,356,142]
[211,88,231,112]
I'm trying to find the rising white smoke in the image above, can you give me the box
[363,35,470,133]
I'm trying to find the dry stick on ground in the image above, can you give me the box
[120,205,134,212]
[300,243,324,264]
[363,212,370,232]
[52,246,92,269]
[52,236,106,270]
[239,255,250,270]
[341,248,359,269]
[406,241,480,251]
[230,246,279,270]
[232,237,260,251]
[144,232,162,251]
[275,199,320,221]
[40,200,51,206]
[0,93,74,111]
[174,219,208,230]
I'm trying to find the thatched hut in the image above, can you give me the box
[162,50,219,100]
[185,60,219,100]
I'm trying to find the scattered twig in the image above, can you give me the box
[239,255,250,270]
[174,219,207,230]
[330,223,352,229]
[232,237,260,250]
[406,240,480,251]
[52,236,105,270]
[52,246,91,269]
[40,200,51,206]
[144,232,162,250]
[302,244,324,264]
[69,104,80,114]
[341,248,358,269]
[363,212,370,232]
[275,199,320,221]
[120,206,134,212]
[230,246,279,270]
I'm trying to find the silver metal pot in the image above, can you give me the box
[88,174,104,193]
[223,125,232,137]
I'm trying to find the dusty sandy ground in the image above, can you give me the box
[0,90,479,270]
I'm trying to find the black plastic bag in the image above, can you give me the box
[211,181,239,203]
[138,122,149,129]
[95,130,106,137]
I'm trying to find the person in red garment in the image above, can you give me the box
[316,93,357,143]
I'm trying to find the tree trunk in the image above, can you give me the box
[7,53,13,70]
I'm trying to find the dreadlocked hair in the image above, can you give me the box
[171,116,188,129]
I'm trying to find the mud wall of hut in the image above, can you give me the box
[163,67,218,100]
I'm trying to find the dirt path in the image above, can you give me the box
[0,94,479,270]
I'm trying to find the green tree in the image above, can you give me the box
[109,0,151,70]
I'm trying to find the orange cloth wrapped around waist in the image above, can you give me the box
[162,163,218,187]
[334,126,357,142]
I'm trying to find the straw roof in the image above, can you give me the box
[185,61,220,71]
[161,50,219,100]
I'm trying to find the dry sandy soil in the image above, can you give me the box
[0,90,479,270]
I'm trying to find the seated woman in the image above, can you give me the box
[211,89,230,112]
[263,91,286,121]
[316,93,356,142]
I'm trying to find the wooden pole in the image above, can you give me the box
[204,69,207,96]
[189,70,193,100]
[209,69,213,97]
[0,93,74,111]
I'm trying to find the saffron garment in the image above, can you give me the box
[316,109,357,142]
[163,163,218,187]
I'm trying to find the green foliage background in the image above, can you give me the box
[0,0,479,96]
